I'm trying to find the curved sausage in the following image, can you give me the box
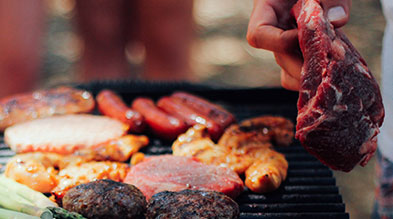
[0,86,95,131]
[157,96,223,140]
[96,90,145,133]
[132,97,188,140]
[171,92,236,130]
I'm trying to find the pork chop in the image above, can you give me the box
[4,114,129,154]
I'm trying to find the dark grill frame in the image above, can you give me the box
[0,81,349,219]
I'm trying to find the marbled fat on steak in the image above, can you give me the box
[292,0,385,171]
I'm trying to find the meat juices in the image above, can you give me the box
[293,0,385,171]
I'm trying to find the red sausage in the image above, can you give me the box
[132,97,188,140]
[157,96,223,140]
[96,90,145,133]
[171,92,236,130]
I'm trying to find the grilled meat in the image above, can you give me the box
[63,179,147,219]
[172,116,293,193]
[172,124,254,174]
[0,86,95,131]
[5,152,129,196]
[146,190,239,219]
[124,155,244,200]
[4,114,129,154]
[218,116,294,148]
[97,90,146,133]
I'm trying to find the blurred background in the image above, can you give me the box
[14,0,388,218]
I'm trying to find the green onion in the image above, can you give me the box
[0,208,39,219]
[0,175,57,208]
[0,175,86,219]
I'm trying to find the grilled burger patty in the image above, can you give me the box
[146,190,240,219]
[63,179,147,219]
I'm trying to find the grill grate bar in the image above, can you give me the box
[236,194,343,204]
[280,185,338,194]
[240,212,349,219]
[285,154,319,162]
[287,169,333,177]
[288,161,327,169]
[284,177,336,185]
[239,203,345,213]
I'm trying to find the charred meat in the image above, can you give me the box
[63,179,147,219]
[146,190,239,219]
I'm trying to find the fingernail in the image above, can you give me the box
[327,6,346,22]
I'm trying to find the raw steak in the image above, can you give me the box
[292,0,385,171]
[124,155,244,200]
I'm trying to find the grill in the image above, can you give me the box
[0,81,349,219]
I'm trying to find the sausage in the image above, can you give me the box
[157,96,223,140]
[96,90,145,133]
[171,92,236,130]
[0,86,95,131]
[132,97,188,140]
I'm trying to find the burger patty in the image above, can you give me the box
[146,190,240,219]
[63,179,147,219]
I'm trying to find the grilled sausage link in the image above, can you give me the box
[171,92,236,130]
[132,97,188,140]
[157,96,223,140]
[0,86,95,131]
[97,90,145,133]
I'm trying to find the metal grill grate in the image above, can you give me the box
[0,82,349,219]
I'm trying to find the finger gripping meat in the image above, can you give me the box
[292,0,384,171]
[157,96,223,140]
[97,90,145,133]
[132,97,188,140]
[0,86,95,131]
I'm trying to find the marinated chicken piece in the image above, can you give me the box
[173,124,253,174]
[76,135,149,162]
[0,86,95,131]
[173,116,293,193]
[4,152,80,193]
[245,149,288,193]
[219,116,294,148]
[53,161,129,200]
[5,152,129,197]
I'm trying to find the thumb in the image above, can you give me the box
[321,0,352,28]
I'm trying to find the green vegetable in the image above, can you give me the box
[0,175,57,208]
[0,208,39,219]
[41,207,86,219]
[0,175,86,219]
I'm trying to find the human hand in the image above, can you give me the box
[247,0,352,91]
